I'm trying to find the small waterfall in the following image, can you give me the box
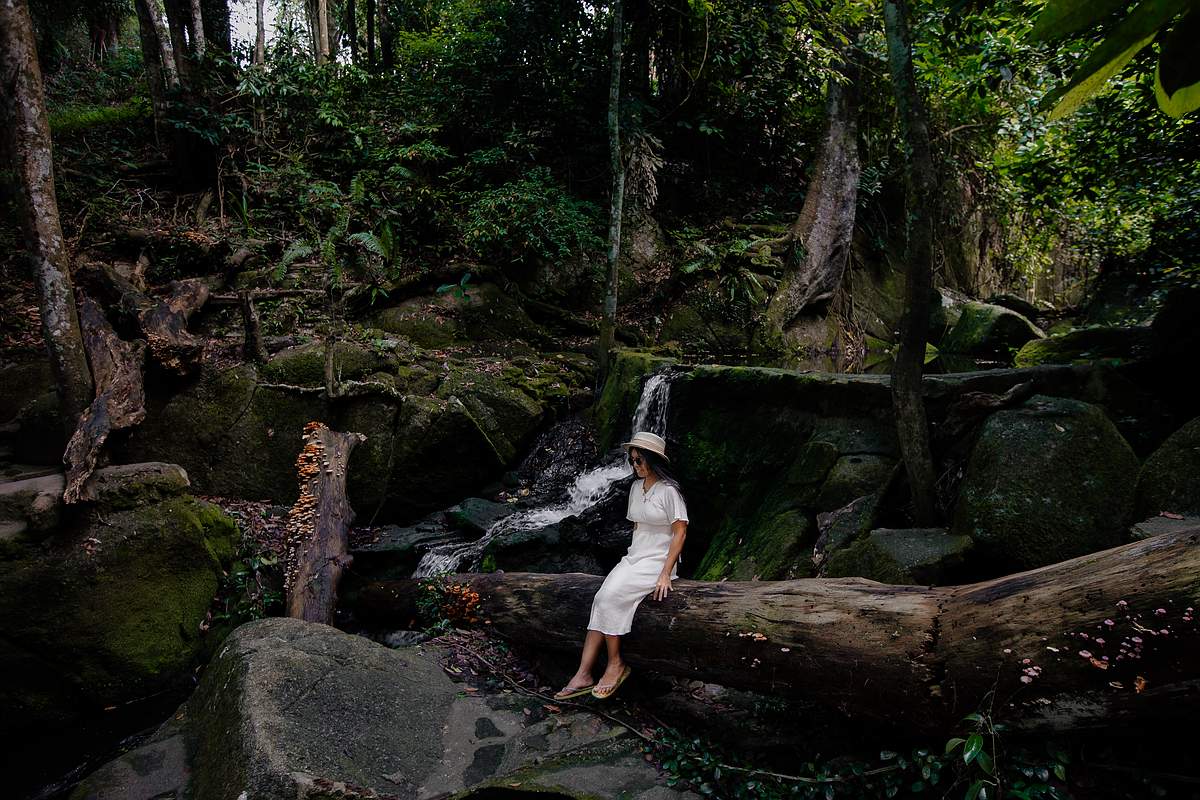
[412,368,674,577]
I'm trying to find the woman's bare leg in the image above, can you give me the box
[558,630,604,693]
[596,634,626,690]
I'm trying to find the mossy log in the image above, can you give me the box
[63,296,147,503]
[357,525,1200,733]
[285,422,366,624]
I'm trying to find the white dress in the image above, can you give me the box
[587,478,689,636]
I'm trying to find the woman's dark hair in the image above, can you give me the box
[629,447,685,502]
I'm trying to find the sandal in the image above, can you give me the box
[553,682,595,700]
[591,666,631,700]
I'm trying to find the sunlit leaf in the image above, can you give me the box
[1154,11,1200,116]
[1031,0,1129,41]
[1044,0,1190,120]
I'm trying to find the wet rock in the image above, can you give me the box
[823,528,973,585]
[348,516,458,581]
[1135,416,1200,517]
[939,301,1044,358]
[586,349,676,452]
[951,395,1138,572]
[1013,326,1154,368]
[449,497,513,536]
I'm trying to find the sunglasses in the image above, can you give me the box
[628,454,645,466]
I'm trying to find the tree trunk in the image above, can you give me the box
[0,0,94,435]
[356,524,1200,734]
[188,0,205,58]
[162,0,192,83]
[365,0,375,69]
[240,291,267,362]
[201,0,231,62]
[316,0,330,63]
[597,0,624,383]
[285,423,366,625]
[346,0,357,64]
[883,0,937,524]
[254,0,265,65]
[63,297,148,504]
[133,0,174,131]
[379,0,393,70]
[764,51,861,339]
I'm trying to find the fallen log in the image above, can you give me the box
[356,525,1200,733]
[63,296,147,503]
[285,422,366,625]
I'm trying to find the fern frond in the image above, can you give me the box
[274,241,314,280]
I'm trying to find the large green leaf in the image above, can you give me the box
[1031,0,1130,41]
[1043,0,1190,119]
[1155,10,1200,116]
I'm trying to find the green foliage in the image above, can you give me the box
[211,544,283,627]
[644,710,1073,799]
[460,168,601,264]
[1031,0,1200,118]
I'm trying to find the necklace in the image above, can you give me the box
[641,477,656,495]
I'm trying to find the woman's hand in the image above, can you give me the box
[653,572,673,601]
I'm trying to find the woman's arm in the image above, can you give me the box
[653,520,687,601]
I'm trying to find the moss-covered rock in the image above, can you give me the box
[696,506,815,581]
[824,528,973,585]
[940,301,1044,358]
[0,495,237,739]
[1013,326,1155,367]
[951,395,1138,572]
[0,359,54,422]
[118,365,320,503]
[1135,416,1200,517]
[260,340,394,386]
[11,391,67,465]
[374,282,551,349]
[813,454,896,510]
[436,366,543,463]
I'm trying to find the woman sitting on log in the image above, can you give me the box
[554,431,689,700]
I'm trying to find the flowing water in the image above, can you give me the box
[412,371,674,577]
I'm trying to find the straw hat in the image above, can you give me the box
[621,431,669,462]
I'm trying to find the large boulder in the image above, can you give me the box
[823,528,973,585]
[939,301,1044,358]
[951,395,1139,571]
[1136,416,1200,517]
[0,488,237,739]
[586,348,676,452]
[373,282,552,350]
[73,618,690,800]
[1013,326,1155,368]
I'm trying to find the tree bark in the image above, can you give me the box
[346,0,357,64]
[597,0,624,383]
[133,0,176,132]
[239,291,268,363]
[63,297,148,504]
[365,0,375,69]
[316,0,330,64]
[81,264,213,375]
[188,0,205,58]
[285,423,366,625]
[201,0,232,62]
[0,0,94,435]
[357,524,1200,733]
[378,0,393,70]
[883,0,937,524]
[764,50,861,338]
[254,0,265,65]
[162,0,193,83]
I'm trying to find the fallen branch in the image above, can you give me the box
[63,296,147,503]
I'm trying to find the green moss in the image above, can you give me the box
[950,395,1138,571]
[1013,326,1154,367]
[1136,416,1200,517]
[49,101,148,133]
[697,506,815,581]
[260,341,391,386]
[940,301,1043,358]
[823,537,910,584]
[587,349,675,451]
